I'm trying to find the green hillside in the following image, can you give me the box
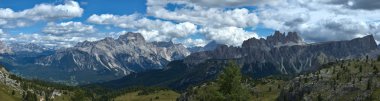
[3,57,380,101]
[181,57,380,101]
[114,90,179,101]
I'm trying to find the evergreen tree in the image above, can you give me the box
[373,66,379,74]
[367,79,372,90]
[71,90,87,101]
[24,91,37,101]
[317,94,323,101]
[268,87,272,92]
[217,61,249,101]
[194,61,250,101]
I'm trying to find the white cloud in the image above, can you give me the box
[325,0,380,10]
[189,0,278,7]
[0,0,83,28]
[87,14,140,26]
[0,29,3,34]
[180,38,208,47]
[147,0,259,28]
[1,31,124,48]
[200,26,259,46]
[258,0,380,42]
[86,0,261,47]
[88,14,197,42]
[43,21,96,35]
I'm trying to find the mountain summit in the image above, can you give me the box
[103,31,378,90]
[8,32,191,84]
[186,31,377,75]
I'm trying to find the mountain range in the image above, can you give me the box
[0,31,378,86]
[95,31,379,90]
[0,32,190,84]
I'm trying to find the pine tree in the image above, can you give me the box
[317,94,323,101]
[217,61,249,101]
[268,87,272,92]
[367,79,372,90]
[373,66,379,74]
[333,67,336,74]
[24,91,37,101]
[193,61,250,101]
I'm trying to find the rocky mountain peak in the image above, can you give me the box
[75,40,94,47]
[187,40,223,53]
[29,32,191,83]
[242,31,304,49]
[266,31,303,45]
[117,32,145,43]
[204,41,223,50]
[286,32,303,43]
[9,43,49,53]
[151,41,174,47]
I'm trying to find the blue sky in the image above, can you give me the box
[0,0,148,34]
[0,0,380,47]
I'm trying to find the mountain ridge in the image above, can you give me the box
[2,32,191,84]
[96,31,378,90]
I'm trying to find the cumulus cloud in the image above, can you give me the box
[85,0,262,47]
[147,0,259,28]
[88,14,197,42]
[43,21,96,35]
[200,26,259,46]
[14,0,377,48]
[87,14,140,26]
[189,0,277,7]
[180,38,208,47]
[0,0,83,28]
[1,31,125,48]
[326,0,380,10]
[143,0,262,46]
[0,29,3,34]
[259,0,380,42]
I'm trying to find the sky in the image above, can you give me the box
[0,0,380,48]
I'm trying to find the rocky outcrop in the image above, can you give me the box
[25,32,191,84]
[188,41,223,53]
[90,31,380,90]
[8,43,52,53]
[185,31,378,75]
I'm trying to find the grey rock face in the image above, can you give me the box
[33,32,190,83]
[185,31,378,74]
[188,41,223,53]
[9,43,50,53]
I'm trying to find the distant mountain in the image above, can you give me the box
[0,41,11,54]
[185,31,376,74]
[97,31,378,90]
[8,43,50,53]
[188,41,223,53]
[2,32,190,84]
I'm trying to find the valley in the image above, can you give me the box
[1,0,380,100]
[1,31,380,101]
[1,34,380,100]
